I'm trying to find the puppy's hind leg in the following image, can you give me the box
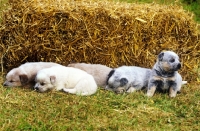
[63,88,78,94]
[63,78,97,96]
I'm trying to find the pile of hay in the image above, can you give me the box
[0,0,199,81]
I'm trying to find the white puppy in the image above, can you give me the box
[34,66,98,96]
[3,62,60,88]
[68,63,112,88]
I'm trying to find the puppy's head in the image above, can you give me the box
[34,72,56,92]
[3,68,29,87]
[157,51,181,72]
[106,69,129,93]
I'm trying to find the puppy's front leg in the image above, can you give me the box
[146,79,158,97]
[146,85,156,97]
[169,82,178,98]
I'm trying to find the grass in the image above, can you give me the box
[0,0,8,12]
[0,78,200,130]
[0,0,8,22]
[0,0,200,130]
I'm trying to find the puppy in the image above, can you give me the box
[106,66,152,94]
[147,51,187,97]
[3,62,60,88]
[34,66,98,96]
[68,63,112,88]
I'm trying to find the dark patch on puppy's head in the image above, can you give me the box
[19,74,29,85]
[158,52,164,61]
[106,69,115,84]
[120,78,128,86]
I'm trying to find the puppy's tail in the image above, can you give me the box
[182,81,187,85]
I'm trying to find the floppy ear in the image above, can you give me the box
[50,76,56,84]
[106,69,115,84]
[158,52,164,61]
[19,75,29,85]
[120,78,128,86]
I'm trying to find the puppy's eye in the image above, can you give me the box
[40,82,45,86]
[9,80,14,83]
[169,58,175,63]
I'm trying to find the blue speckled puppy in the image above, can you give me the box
[147,51,187,98]
[106,66,152,94]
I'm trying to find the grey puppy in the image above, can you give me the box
[147,51,187,97]
[106,66,152,94]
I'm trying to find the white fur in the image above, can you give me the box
[4,62,61,87]
[34,66,98,96]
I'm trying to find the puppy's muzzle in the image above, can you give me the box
[3,82,10,87]
[3,83,7,86]
[176,63,181,70]
[34,86,39,91]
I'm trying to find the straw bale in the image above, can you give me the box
[0,0,200,82]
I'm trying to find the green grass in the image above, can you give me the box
[0,77,200,130]
[0,0,8,12]
[0,0,200,130]
[0,0,8,22]
[181,0,200,22]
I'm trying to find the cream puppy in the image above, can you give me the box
[68,63,112,88]
[34,66,98,96]
[3,62,60,88]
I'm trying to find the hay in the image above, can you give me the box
[0,0,200,81]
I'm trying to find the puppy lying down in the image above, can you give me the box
[3,62,60,88]
[106,66,152,94]
[34,66,98,96]
[68,63,112,88]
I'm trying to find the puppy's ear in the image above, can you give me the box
[19,75,29,85]
[50,76,56,84]
[158,52,164,61]
[120,78,128,86]
[106,69,115,84]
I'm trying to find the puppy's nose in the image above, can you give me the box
[177,63,181,69]
[3,83,7,86]
[34,87,39,90]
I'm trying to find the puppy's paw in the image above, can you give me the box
[146,86,156,97]
[169,91,177,97]
[105,85,114,91]
[62,88,69,93]
[126,87,136,93]
[146,92,154,97]
[169,94,176,98]
[114,87,126,94]
[115,89,125,94]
